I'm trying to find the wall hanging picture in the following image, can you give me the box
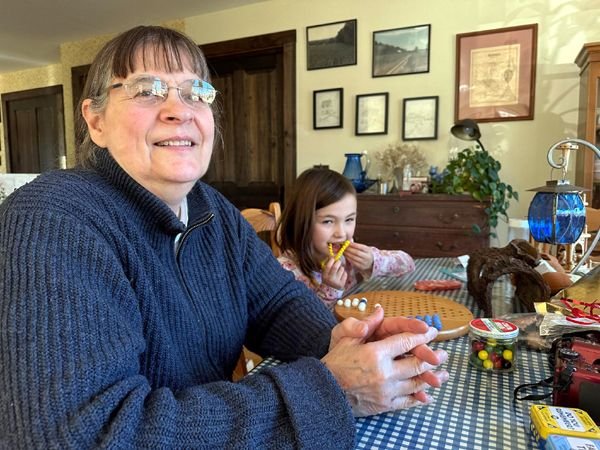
[402,96,439,140]
[455,23,538,122]
[372,24,431,77]
[306,19,357,70]
[355,92,388,135]
[313,88,343,129]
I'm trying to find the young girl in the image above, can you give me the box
[277,168,415,310]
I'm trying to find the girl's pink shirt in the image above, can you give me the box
[278,247,415,311]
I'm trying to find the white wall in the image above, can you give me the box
[186,0,600,244]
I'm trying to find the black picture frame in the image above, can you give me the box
[306,19,357,70]
[355,92,388,136]
[313,88,343,129]
[372,24,431,77]
[402,96,439,141]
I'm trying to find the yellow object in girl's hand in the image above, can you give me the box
[334,240,351,261]
[321,240,351,268]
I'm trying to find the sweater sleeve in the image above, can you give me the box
[0,201,355,449]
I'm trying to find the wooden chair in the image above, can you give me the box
[241,202,282,257]
[232,202,281,380]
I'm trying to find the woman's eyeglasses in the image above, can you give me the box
[108,76,217,107]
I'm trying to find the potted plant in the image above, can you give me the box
[429,147,518,235]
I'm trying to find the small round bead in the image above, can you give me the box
[351,298,359,307]
[344,298,351,308]
[357,302,367,312]
[336,299,343,306]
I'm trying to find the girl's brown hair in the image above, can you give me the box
[75,25,222,167]
[277,168,356,277]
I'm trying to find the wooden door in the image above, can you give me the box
[2,85,65,173]
[202,31,296,210]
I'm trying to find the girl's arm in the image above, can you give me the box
[371,247,416,277]
[278,255,344,310]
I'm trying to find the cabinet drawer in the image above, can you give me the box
[357,195,487,229]
[354,225,488,258]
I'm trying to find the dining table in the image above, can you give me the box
[253,257,552,449]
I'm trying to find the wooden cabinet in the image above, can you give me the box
[575,42,600,209]
[354,194,490,258]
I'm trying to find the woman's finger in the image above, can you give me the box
[379,327,439,358]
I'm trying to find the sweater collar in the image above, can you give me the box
[92,150,215,234]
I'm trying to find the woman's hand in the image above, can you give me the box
[325,307,449,417]
[321,258,348,290]
[343,242,374,272]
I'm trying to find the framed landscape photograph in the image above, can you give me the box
[355,92,388,135]
[313,88,343,129]
[307,19,357,70]
[372,24,431,77]
[455,23,538,122]
[402,96,439,140]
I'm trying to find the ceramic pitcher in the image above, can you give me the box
[342,151,370,183]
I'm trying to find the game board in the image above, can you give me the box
[334,290,474,342]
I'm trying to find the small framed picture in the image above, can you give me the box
[372,24,431,77]
[355,93,388,136]
[402,96,439,140]
[313,88,343,129]
[306,19,357,70]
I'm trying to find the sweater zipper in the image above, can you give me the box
[173,213,223,376]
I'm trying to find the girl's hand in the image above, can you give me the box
[343,242,374,272]
[321,258,348,290]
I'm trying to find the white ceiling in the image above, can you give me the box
[0,0,265,74]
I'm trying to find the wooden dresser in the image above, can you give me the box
[355,194,490,258]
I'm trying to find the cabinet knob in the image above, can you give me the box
[392,206,400,214]
[437,212,460,224]
[436,241,458,251]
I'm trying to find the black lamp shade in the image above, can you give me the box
[451,119,481,141]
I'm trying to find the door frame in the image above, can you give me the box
[1,85,65,173]
[201,30,297,204]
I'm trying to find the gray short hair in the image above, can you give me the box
[75,25,221,168]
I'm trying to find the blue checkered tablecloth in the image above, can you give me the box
[254,258,551,449]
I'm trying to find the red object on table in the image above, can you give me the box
[414,279,462,291]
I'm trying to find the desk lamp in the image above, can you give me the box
[450,119,487,152]
[527,138,600,273]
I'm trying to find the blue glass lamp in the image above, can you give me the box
[527,139,600,273]
[528,180,585,244]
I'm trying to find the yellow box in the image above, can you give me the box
[530,405,600,449]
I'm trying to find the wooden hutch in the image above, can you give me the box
[575,42,600,209]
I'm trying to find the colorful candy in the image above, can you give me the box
[468,318,519,373]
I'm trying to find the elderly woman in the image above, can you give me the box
[0,25,448,448]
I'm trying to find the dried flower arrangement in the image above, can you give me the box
[374,142,428,180]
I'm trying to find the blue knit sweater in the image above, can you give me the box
[0,151,355,449]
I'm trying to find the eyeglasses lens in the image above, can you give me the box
[125,78,217,107]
